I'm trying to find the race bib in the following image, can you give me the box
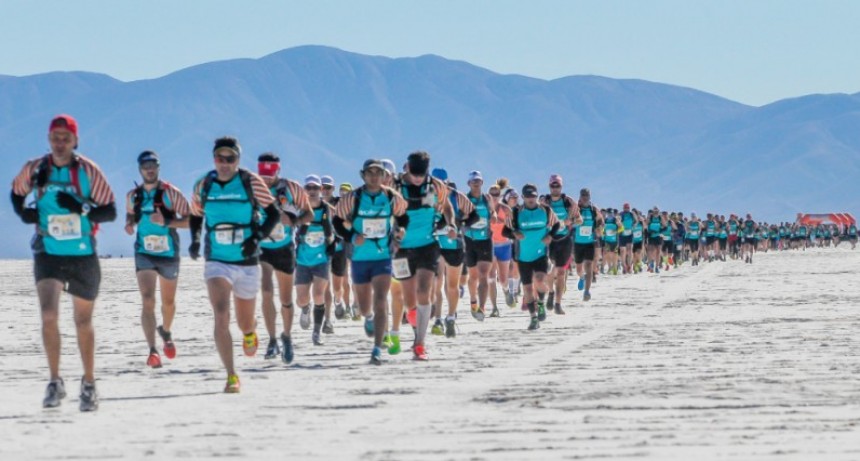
[215,229,241,245]
[304,230,326,248]
[363,219,387,239]
[268,223,287,242]
[393,258,411,279]
[622,229,632,236]
[471,217,488,230]
[434,225,452,237]
[690,231,699,237]
[143,235,170,253]
[662,234,671,241]
[676,244,683,251]
[633,230,643,239]
[605,229,616,237]
[47,214,82,241]
[579,226,592,237]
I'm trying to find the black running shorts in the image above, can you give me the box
[517,257,549,285]
[34,253,101,301]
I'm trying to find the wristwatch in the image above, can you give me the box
[81,203,92,216]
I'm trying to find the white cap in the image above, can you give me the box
[468,170,483,183]
[320,175,335,186]
[304,174,322,187]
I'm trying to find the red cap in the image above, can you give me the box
[49,114,78,137]
[258,162,280,178]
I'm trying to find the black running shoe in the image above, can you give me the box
[528,317,540,331]
[43,378,66,408]
[79,378,98,412]
[445,317,456,338]
[264,338,280,360]
[280,333,294,364]
[546,292,555,310]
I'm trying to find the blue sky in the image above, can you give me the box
[1,0,858,106]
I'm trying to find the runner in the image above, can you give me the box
[429,169,475,336]
[602,208,620,275]
[392,152,450,361]
[488,183,514,314]
[463,171,495,321]
[619,203,635,274]
[645,207,665,273]
[124,150,191,369]
[188,136,279,393]
[741,214,757,263]
[256,153,311,364]
[541,174,578,314]
[11,115,117,411]
[294,175,335,346]
[502,187,523,306]
[320,174,346,334]
[573,188,602,301]
[333,159,408,364]
[686,213,702,265]
[503,183,561,329]
[631,209,646,273]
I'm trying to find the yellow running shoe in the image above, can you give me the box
[224,374,240,394]
[243,332,258,357]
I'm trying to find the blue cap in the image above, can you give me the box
[431,168,448,181]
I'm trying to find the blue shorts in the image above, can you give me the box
[493,243,513,262]
[351,259,392,284]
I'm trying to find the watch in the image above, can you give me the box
[81,203,92,216]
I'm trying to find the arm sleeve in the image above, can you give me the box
[258,204,279,239]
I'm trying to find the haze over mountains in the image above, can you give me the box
[1,45,858,258]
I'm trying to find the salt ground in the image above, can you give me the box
[0,248,859,460]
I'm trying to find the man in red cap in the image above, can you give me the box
[11,114,117,411]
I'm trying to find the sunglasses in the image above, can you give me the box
[305,185,321,191]
[322,185,334,190]
[490,192,501,198]
[550,184,562,189]
[215,155,238,164]
[139,161,159,170]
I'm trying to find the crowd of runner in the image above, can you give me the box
[11,115,858,410]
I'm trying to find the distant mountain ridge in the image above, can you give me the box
[1,45,858,257]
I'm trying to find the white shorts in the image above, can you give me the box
[204,261,261,300]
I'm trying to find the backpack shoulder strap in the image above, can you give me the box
[350,186,364,222]
[199,170,218,208]
[238,169,258,208]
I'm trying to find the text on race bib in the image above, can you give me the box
[48,214,82,240]
[362,219,388,239]
[392,258,411,279]
[144,235,170,253]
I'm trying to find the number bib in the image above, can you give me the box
[362,219,387,239]
[605,229,616,237]
[215,229,242,245]
[690,231,699,237]
[304,231,326,248]
[48,214,82,240]
[471,218,488,230]
[393,258,411,279]
[434,225,452,237]
[633,230,643,239]
[143,235,170,253]
[268,223,287,242]
[579,226,592,237]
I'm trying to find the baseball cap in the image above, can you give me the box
[321,175,335,187]
[340,183,353,192]
[468,170,483,183]
[380,158,396,175]
[304,174,322,187]
[522,183,539,198]
[137,150,159,165]
[549,174,563,186]
[431,168,448,181]
[361,159,385,173]
[49,114,78,137]
[580,187,591,197]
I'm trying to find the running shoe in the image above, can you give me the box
[364,317,375,337]
[554,303,566,315]
[264,338,280,360]
[299,307,311,330]
[583,291,592,302]
[370,347,383,365]
[334,302,346,320]
[383,333,393,349]
[504,290,515,307]
[322,319,334,335]
[445,317,456,338]
[79,378,98,412]
[470,301,485,322]
[546,292,555,310]
[243,332,258,357]
[431,318,444,336]
[537,301,547,321]
[43,378,66,408]
[413,344,429,361]
[157,326,176,359]
[577,276,585,291]
[147,350,162,368]
[388,335,401,355]
[312,332,324,346]
[224,374,240,394]
[406,309,418,328]
[528,317,540,331]
[489,306,501,318]
[351,303,361,321]
[280,333,294,364]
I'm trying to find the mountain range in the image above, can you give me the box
[1,45,858,258]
